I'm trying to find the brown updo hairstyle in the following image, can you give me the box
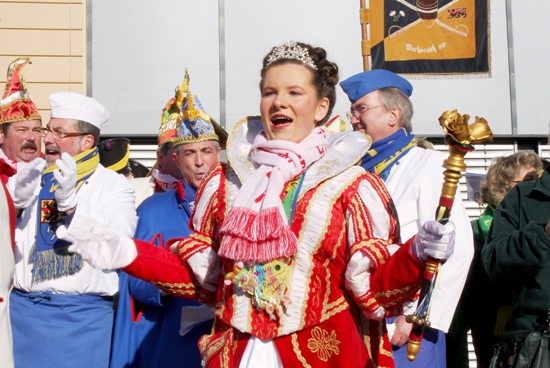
[260,41,339,126]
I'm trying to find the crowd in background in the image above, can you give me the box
[0,42,549,368]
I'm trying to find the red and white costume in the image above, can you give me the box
[0,179,16,368]
[0,148,17,185]
[124,117,427,368]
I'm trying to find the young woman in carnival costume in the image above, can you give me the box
[62,41,456,368]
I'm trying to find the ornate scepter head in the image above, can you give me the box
[439,109,493,146]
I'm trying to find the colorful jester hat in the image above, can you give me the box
[158,69,227,149]
[0,57,41,125]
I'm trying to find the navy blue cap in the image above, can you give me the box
[340,69,413,103]
[97,138,130,173]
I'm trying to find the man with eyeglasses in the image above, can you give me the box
[7,91,138,368]
[0,58,43,185]
[340,69,474,368]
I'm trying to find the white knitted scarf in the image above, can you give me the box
[152,168,179,191]
[218,127,328,262]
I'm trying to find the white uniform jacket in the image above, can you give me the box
[12,164,138,296]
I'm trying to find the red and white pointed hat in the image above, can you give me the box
[0,57,41,125]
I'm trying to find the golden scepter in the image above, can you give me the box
[405,110,493,361]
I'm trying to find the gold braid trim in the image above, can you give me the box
[292,333,312,368]
[361,318,393,367]
[377,320,393,360]
[349,238,390,268]
[373,282,421,299]
[150,281,195,297]
[348,194,372,241]
[200,336,225,367]
[361,172,401,244]
[198,327,234,368]
[362,316,373,360]
[177,232,212,260]
[355,290,382,312]
[323,296,349,322]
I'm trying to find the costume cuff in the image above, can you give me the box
[187,248,220,293]
[124,239,198,299]
[370,237,425,309]
[177,232,213,262]
[345,251,385,320]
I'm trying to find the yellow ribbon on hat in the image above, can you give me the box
[106,145,130,173]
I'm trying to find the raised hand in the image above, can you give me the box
[9,157,46,209]
[62,225,138,270]
[53,152,78,212]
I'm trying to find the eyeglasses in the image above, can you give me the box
[41,127,86,140]
[346,105,384,120]
[510,171,539,185]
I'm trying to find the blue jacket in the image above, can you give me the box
[110,181,213,368]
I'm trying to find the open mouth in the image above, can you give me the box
[44,145,61,162]
[271,115,293,126]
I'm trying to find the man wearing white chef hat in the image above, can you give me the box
[8,92,138,368]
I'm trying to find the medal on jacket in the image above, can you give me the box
[225,259,293,320]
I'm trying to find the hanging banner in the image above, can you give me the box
[370,0,489,75]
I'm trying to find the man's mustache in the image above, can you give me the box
[21,141,38,151]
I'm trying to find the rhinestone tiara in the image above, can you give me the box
[265,41,317,70]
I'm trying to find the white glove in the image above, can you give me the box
[53,153,78,212]
[61,225,138,270]
[412,220,456,262]
[9,157,46,209]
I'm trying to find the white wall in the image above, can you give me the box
[91,0,550,137]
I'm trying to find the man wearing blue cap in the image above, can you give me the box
[340,69,474,368]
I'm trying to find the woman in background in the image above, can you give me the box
[447,151,543,368]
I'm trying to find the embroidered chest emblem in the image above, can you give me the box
[225,259,293,320]
[40,199,64,240]
[315,159,339,176]
[40,199,62,223]
[235,155,254,174]
[307,326,341,362]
